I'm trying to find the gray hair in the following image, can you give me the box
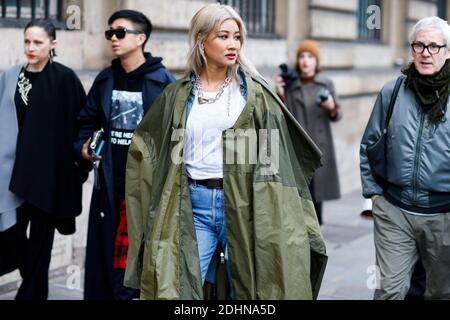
[186,3,259,79]
[409,16,450,49]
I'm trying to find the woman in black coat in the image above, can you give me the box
[0,19,86,300]
[274,40,342,225]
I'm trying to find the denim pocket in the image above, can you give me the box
[189,183,199,199]
[189,183,209,204]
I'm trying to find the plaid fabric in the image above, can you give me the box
[113,199,129,269]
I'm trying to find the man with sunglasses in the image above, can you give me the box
[360,16,450,300]
[74,9,175,300]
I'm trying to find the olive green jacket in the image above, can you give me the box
[124,68,327,300]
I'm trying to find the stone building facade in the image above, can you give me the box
[0,0,448,293]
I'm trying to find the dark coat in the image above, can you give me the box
[284,74,341,202]
[73,60,175,300]
[9,62,86,234]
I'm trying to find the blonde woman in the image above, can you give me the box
[125,3,327,300]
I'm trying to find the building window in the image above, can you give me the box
[1,0,63,26]
[218,0,276,37]
[357,0,382,42]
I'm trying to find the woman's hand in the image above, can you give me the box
[320,94,335,111]
[320,95,337,118]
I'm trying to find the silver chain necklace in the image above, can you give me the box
[196,76,232,104]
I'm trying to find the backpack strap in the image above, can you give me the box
[384,76,405,131]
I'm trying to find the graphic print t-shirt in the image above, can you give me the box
[110,62,145,200]
[110,55,164,200]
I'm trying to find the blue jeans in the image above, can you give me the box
[189,182,234,298]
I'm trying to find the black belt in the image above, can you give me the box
[188,177,223,189]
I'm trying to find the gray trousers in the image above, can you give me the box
[372,196,450,300]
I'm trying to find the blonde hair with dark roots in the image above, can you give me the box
[186,3,259,79]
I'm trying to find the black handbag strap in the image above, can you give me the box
[384,76,405,131]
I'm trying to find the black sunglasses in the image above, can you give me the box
[105,28,143,40]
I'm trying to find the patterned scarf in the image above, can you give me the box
[402,59,450,123]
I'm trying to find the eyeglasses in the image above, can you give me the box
[411,42,447,55]
[105,28,143,40]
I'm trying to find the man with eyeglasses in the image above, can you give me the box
[74,9,175,300]
[360,16,450,300]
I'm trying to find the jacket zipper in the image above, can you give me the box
[411,111,425,205]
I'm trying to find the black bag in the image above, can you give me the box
[366,76,404,186]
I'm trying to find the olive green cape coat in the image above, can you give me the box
[124,68,327,300]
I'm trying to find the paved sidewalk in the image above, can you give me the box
[318,190,375,300]
[0,269,83,300]
[0,190,374,300]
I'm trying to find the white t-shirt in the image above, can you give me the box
[184,81,246,179]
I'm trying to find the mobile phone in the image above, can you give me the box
[89,129,105,159]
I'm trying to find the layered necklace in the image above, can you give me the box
[17,65,32,106]
[195,76,232,116]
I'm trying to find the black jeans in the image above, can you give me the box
[15,202,56,301]
[313,201,323,225]
[309,180,323,225]
[0,223,22,276]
